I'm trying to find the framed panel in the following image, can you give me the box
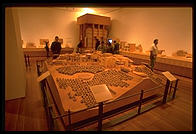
[40,39,49,46]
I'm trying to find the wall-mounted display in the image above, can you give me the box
[40,39,49,46]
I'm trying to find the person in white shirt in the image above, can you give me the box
[149,39,159,71]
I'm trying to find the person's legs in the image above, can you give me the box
[76,47,79,53]
[46,52,49,58]
[52,53,59,59]
[150,58,155,71]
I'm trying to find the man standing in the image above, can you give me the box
[76,40,83,53]
[113,40,120,54]
[44,41,49,58]
[97,41,106,53]
[51,36,61,59]
[149,39,158,71]
[95,37,100,50]
[106,42,113,53]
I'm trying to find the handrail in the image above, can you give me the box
[52,84,165,120]
[52,103,99,120]
[143,85,164,93]
[104,84,164,105]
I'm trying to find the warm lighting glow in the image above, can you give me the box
[75,8,96,19]
[80,8,95,15]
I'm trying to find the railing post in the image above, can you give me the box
[172,79,179,99]
[138,90,144,114]
[163,79,170,104]
[37,63,40,76]
[169,81,173,94]
[67,109,72,131]
[24,54,27,68]
[98,102,103,131]
[48,106,54,130]
[27,55,30,66]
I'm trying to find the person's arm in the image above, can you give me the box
[51,42,54,52]
[57,43,61,54]
[158,50,165,54]
[103,46,106,53]
[97,45,100,50]
[59,43,62,50]
[111,45,114,51]
[77,42,81,48]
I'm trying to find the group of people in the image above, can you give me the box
[46,36,160,72]
[76,37,120,54]
[96,38,120,54]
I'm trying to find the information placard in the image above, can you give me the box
[37,71,50,82]
[162,71,177,82]
[90,84,113,103]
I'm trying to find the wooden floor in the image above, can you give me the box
[5,58,48,131]
[5,57,193,131]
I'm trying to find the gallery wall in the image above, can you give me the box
[17,7,80,49]
[108,7,192,56]
[17,7,192,56]
[5,8,26,100]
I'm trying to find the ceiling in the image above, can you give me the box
[54,7,121,15]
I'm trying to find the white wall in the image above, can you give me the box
[17,7,79,49]
[108,8,192,56]
[5,8,26,100]
[16,7,192,56]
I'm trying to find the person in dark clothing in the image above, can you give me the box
[97,41,106,53]
[113,40,120,54]
[51,36,61,59]
[76,40,83,53]
[95,37,100,50]
[44,41,49,58]
[106,42,113,53]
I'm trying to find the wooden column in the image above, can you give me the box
[98,24,100,39]
[103,25,105,42]
[83,24,86,48]
[92,24,94,49]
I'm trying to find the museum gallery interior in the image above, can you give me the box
[5,5,192,131]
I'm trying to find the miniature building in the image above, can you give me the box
[129,43,136,52]
[136,44,143,52]
[77,14,111,49]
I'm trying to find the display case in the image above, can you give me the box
[77,14,111,49]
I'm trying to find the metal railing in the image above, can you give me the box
[24,54,30,68]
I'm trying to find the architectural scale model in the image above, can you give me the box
[44,52,163,113]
